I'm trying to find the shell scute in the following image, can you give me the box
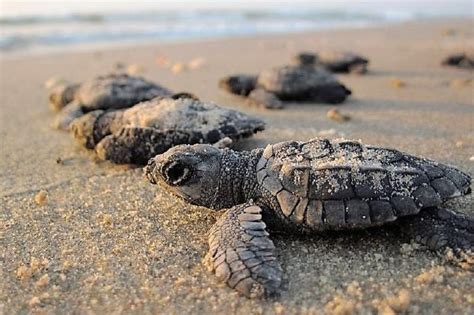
[345,200,371,226]
[276,190,299,217]
[368,200,397,223]
[323,200,345,227]
[309,167,354,200]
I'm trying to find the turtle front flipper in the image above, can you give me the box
[247,88,284,109]
[205,203,283,298]
[398,207,474,254]
[219,74,258,96]
[95,127,200,164]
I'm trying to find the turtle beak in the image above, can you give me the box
[144,158,158,185]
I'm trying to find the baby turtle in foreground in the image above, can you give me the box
[294,51,369,74]
[219,65,351,109]
[146,138,473,298]
[70,96,265,164]
[48,73,175,130]
[442,53,474,69]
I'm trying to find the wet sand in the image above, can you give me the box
[1,18,473,314]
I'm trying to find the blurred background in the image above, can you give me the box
[1,0,472,54]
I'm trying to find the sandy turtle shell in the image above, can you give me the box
[256,138,471,229]
[257,66,344,100]
[70,96,265,164]
[49,73,173,130]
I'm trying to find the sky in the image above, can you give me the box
[1,0,473,16]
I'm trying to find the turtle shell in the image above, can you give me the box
[118,97,265,144]
[256,66,338,99]
[75,73,172,110]
[256,138,471,230]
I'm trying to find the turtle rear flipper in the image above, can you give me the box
[205,203,283,298]
[399,207,474,253]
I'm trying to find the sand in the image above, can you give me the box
[1,18,473,314]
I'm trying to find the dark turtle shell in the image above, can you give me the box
[256,138,471,230]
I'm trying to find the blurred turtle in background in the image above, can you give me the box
[294,51,369,74]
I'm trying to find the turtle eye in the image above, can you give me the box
[163,160,193,186]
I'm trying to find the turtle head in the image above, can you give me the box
[218,74,257,96]
[48,82,80,112]
[294,52,318,66]
[145,144,223,208]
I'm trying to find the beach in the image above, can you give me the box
[1,18,473,314]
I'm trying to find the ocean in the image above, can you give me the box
[1,0,472,54]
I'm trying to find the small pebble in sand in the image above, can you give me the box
[35,274,50,287]
[114,62,126,70]
[28,296,41,308]
[171,62,186,74]
[188,57,206,70]
[63,260,74,270]
[469,156,474,161]
[455,140,464,148]
[56,157,64,165]
[327,108,351,122]
[346,281,363,298]
[373,289,411,315]
[174,277,187,286]
[34,190,48,206]
[155,56,170,67]
[390,78,406,88]
[441,28,457,36]
[16,265,30,279]
[273,302,285,315]
[97,212,114,228]
[16,260,48,281]
[317,128,338,136]
[450,78,472,88]
[415,266,445,285]
[444,249,474,270]
[44,77,66,89]
[325,295,357,315]
[127,64,144,75]
[32,257,49,273]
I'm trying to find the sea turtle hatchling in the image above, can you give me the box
[441,53,474,69]
[219,65,351,109]
[294,51,369,74]
[145,138,473,298]
[48,73,175,130]
[70,96,265,164]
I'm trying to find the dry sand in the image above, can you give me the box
[1,19,473,314]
